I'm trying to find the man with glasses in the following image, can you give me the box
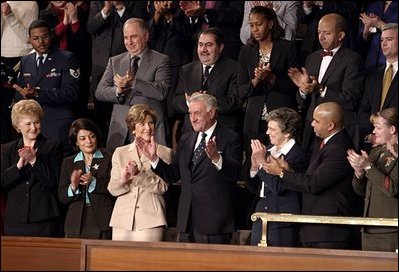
[13,19,81,157]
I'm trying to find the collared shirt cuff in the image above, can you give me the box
[319,86,327,97]
[212,155,222,170]
[299,89,307,98]
[250,169,258,178]
[150,157,160,169]
[68,185,81,197]
[101,9,110,19]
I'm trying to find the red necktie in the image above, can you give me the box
[319,141,325,150]
[321,51,333,57]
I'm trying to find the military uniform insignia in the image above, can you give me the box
[69,68,80,79]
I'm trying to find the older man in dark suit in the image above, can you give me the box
[137,93,242,244]
[265,102,362,249]
[173,27,242,135]
[288,13,364,159]
[13,19,80,156]
[95,18,171,152]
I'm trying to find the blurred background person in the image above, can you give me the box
[108,104,172,242]
[240,1,299,44]
[248,107,306,247]
[148,1,194,150]
[1,1,39,143]
[1,99,63,237]
[348,107,398,252]
[87,1,148,146]
[58,118,115,239]
[358,0,398,72]
[39,1,92,118]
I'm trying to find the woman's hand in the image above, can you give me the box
[120,160,139,186]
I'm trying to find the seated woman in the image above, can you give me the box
[58,118,115,239]
[1,99,63,237]
[108,104,173,242]
[248,107,307,246]
[347,107,398,252]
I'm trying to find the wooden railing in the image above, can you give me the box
[2,236,397,271]
[251,212,398,247]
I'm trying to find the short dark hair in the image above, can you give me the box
[69,118,102,151]
[198,27,224,46]
[266,107,303,141]
[28,19,50,37]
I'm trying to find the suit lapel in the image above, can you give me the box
[185,133,198,168]
[194,62,203,90]
[135,48,151,79]
[320,48,344,84]
[383,73,398,108]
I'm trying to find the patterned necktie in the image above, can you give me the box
[202,65,211,90]
[380,64,393,109]
[192,132,207,169]
[37,55,44,74]
[130,56,140,77]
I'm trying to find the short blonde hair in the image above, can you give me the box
[11,99,43,130]
[126,104,157,132]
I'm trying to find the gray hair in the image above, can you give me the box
[189,93,218,112]
[382,23,398,33]
[123,18,150,34]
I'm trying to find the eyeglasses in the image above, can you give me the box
[30,33,50,41]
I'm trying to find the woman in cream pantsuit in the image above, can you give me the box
[108,104,172,241]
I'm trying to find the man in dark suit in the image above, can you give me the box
[13,19,80,156]
[264,102,362,249]
[288,13,364,159]
[174,27,242,135]
[95,18,171,152]
[358,23,398,151]
[137,93,242,244]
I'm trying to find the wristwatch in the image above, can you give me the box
[279,169,284,179]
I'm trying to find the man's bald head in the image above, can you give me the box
[315,102,344,128]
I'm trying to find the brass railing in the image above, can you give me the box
[251,212,398,247]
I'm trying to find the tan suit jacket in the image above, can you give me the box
[108,142,172,231]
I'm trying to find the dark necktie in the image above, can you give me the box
[202,65,211,90]
[131,56,140,77]
[321,51,333,57]
[37,55,44,75]
[192,132,207,169]
[319,140,325,150]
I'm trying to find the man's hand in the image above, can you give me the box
[114,71,133,94]
[205,136,220,163]
[13,83,38,99]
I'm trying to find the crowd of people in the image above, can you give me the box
[1,1,397,252]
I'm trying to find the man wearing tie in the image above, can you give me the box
[173,27,242,135]
[358,23,398,151]
[137,93,242,244]
[264,102,362,249]
[288,13,364,159]
[13,19,80,156]
[96,18,171,152]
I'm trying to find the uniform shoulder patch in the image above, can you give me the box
[69,68,80,79]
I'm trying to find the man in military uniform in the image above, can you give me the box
[13,19,81,156]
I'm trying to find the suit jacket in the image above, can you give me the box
[15,47,81,156]
[352,145,398,234]
[152,123,243,234]
[1,135,63,230]
[58,149,115,236]
[95,47,172,151]
[248,143,307,246]
[238,40,299,139]
[280,130,362,244]
[358,65,398,142]
[299,47,364,153]
[173,56,242,133]
[108,142,172,231]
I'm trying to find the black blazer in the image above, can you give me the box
[1,135,63,228]
[174,56,243,133]
[280,130,362,244]
[358,65,398,142]
[299,47,364,153]
[238,39,299,139]
[152,123,242,234]
[58,149,115,236]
